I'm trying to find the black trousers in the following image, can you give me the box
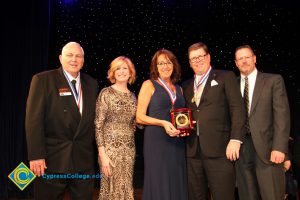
[187,139,236,200]
[34,172,95,200]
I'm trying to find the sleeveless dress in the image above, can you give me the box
[95,86,137,200]
[143,80,188,200]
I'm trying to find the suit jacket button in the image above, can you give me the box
[64,109,67,113]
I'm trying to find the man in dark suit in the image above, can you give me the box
[182,42,246,200]
[25,42,98,199]
[235,45,290,200]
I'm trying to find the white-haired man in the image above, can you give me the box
[26,42,98,199]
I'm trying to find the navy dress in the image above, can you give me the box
[143,80,187,200]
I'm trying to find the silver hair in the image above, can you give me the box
[61,41,84,56]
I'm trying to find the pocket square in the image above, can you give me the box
[211,80,218,86]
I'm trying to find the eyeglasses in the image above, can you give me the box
[236,55,253,61]
[189,54,207,63]
[157,61,173,66]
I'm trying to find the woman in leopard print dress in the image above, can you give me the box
[95,56,137,200]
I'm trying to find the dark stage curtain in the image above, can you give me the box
[0,0,50,198]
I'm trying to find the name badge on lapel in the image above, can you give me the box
[59,88,72,96]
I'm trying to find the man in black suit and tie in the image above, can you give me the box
[235,45,290,200]
[182,42,246,200]
[25,42,98,199]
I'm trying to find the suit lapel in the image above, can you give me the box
[55,68,81,122]
[237,76,241,85]
[74,74,93,138]
[198,69,216,107]
[78,76,89,120]
[186,79,198,109]
[250,71,264,116]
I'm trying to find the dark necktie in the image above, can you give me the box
[71,79,78,97]
[244,77,251,134]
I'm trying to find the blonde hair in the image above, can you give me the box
[107,56,136,84]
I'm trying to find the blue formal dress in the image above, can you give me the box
[143,80,187,200]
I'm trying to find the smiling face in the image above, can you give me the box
[156,54,173,81]
[235,47,256,76]
[59,42,84,78]
[114,63,130,83]
[189,48,211,75]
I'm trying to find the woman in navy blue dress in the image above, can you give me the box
[136,49,187,200]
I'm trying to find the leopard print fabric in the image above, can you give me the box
[95,86,137,200]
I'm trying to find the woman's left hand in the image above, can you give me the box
[162,120,180,137]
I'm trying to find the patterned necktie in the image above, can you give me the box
[71,79,78,97]
[244,77,251,134]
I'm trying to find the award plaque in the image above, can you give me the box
[170,108,194,135]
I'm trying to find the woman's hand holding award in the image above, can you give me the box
[170,108,194,137]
